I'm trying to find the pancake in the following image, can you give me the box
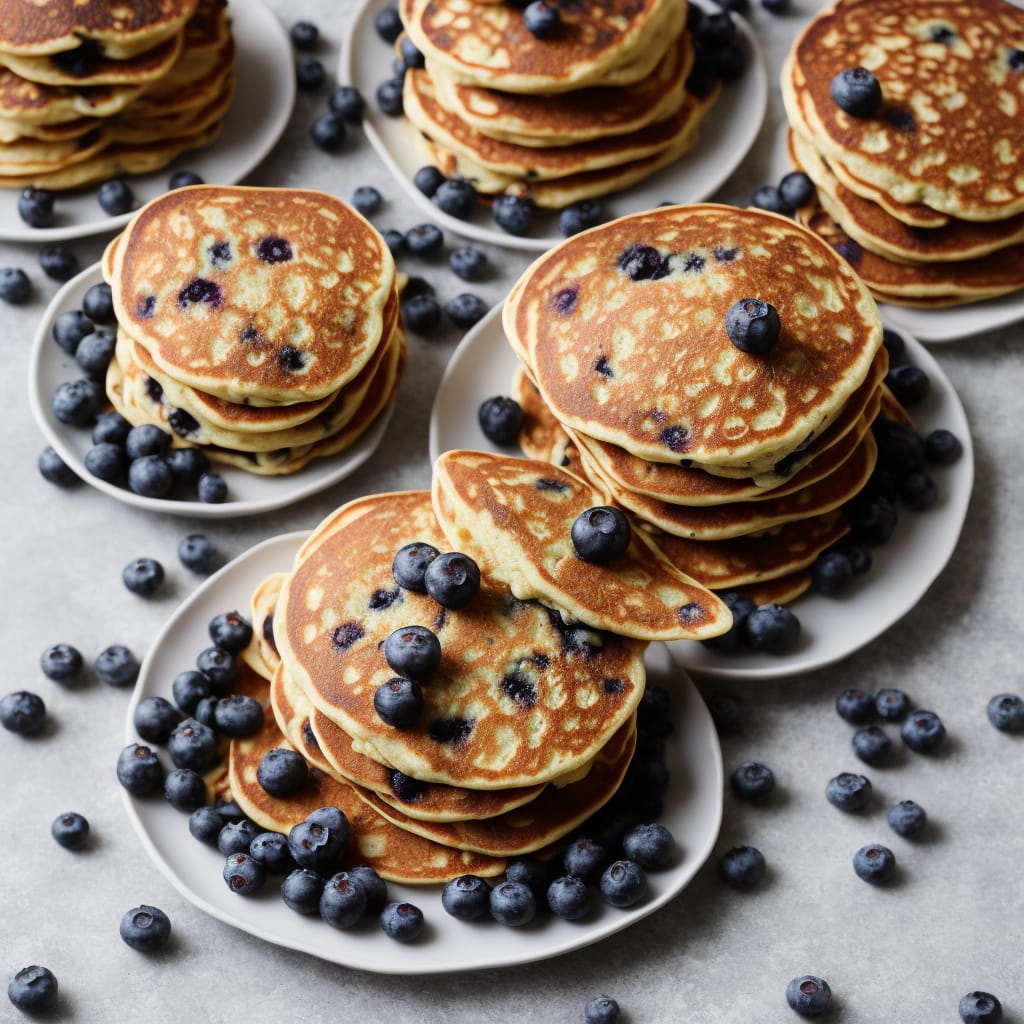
[431,449,731,642]
[511,364,582,471]
[781,0,1024,222]
[105,186,395,406]
[729,569,811,606]
[503,203,883,472]
[0,68,143,124]
[274,490,648,790]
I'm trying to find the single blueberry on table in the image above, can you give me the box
[959,991,1003,1023]
[351,185,382,217]
[0,266,30,304]
[290,19,319,50]
[433,177,477,219]
[393,541,439,592]
[853,843,896,883]
[258,747,309,797]
[831,66,883,116]
[423,551,481,608]
[704,690,741,734]
[374,676,424,727]
[835,687,875,724]
[383,625,442,679]
[744,603,800,653]
[523,0,560,38]
[786,975,831,1017]
[450,245,488,282]
[726,297,781,354]
[97,177,134,216]
[571,506,631,563]
[295,55,326,91]
[402,292,443,334]
[7,965,59,1013]
[18,186,55,228]
[477,395,524,447]
[95,644,140,687]
[445,292,488,330]
[380,901,424,941]
[546,874,591,920]
[404,222,444,259]
[719,844,766,888]
[39,244,79,281]
[122,556,165,597]
[374,5,403,43]
[40,642,83,684]
[38,445,77,486]
[492,194,533,236]
[224,852,268,896]
[852,725,892,766]
[164,767,207,812]
[329,84,364,123]
[441,874,491,920]
[489,879,536,926]
[319,871,368,928]
[599,859,646,907]
[51,811,90,849]
[730,761,775,801]
[888,799,927,838]
[825,771,872,811]
[116,743,164,795]
[281,868,325,914]
[987,693,1024,733]
[310,111,346,152]
[177,533,218,574]
[901,709,945,753]
[584,995,621,1024]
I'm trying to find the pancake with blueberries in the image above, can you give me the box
[431,449,731,642]
[105,185,395,406]
[274,489,648,791]
[503,203,883,474]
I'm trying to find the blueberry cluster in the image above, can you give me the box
[685,4,749,98]
[749,169,816,217]
[701,592,801,655]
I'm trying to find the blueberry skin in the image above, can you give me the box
[188,806,225,846]
[492,194,533,236]
[835,687,875,724]
[116,743,164,795]
[888,799,927,838]
[449,245,488,282]
[295,55,326,91]
[373,5,403,43]
[730,761,775,801]
[489,880,536,926]
[40,642,83,683]
[404,222,444,259]
[901,710,945,753]
[39,244,79,281]
[307,806,350,840]
[825,771,872,811]
[208,610,253,653]
[166,447,210,486]
[81,281,115,323]
[924,428,963,466]
[786,975,831,1017]
[257,747,309,797]
[95,644,140,687]
[320,871,368,929]
[122,556,165,597]
[164,767,207,812]
[853,843,896,883]
[959,991,1003,1023]
[725,298,781,354]
[987,693,1024,733]
[52,377,102,426]
[424,551,481,608]
[0,267,31,304]
[133,695,183,743]
[375,77,404,116]
[85,441,126,482]
[51,811,90,849]
[621,823,675,870]
[583,995,620,1024]
[751,184,788,214]
[847,493,898,546]
[571,506,631,563]
[197,472,228,503]
[852,725,892,766]
[167,717,219,772]
[413,164,446,197]
[169,170,204,189]
[7,965,59,1013]
[380,901,424,941]
[249,832,294,874]
[196,645,237,690]
[373,676,424,727]
[745,603,800,653]
[281,868,326,914]
[441,874,491,920]
[126,423,170,460]
[288,820,344,873]
[546,875,591,920]
[810,549,853,596]
[217,819,261,857]
[97,178,134,216]
[830,66,883,116]
[719,844,766,888]
[290,19,319,50]
[402,293,443,334]
[559,199,605,237]
[328,85,365,123]
[383,625,442,679]
[778,171,815,210]
[505,857,550,901]
[563,835,607,881]
[178,533,218,574]
[310,110,346,152]
[886,364,930,406]
[523,0,560,38]
[224,852,268,896]
[18,186,55,227]
[599,859,646,907]
[351,185,383,217]
[478,395,524,446]
[212,695,264,738]
[392,541,439,592]
[52,309,93,354]
[433,177,477,219]
[701,591,756,653]
[445,292,488,330]
[128,455,174,499]
[172,669,213,715]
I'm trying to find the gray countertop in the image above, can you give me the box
[1,1,1022,1021]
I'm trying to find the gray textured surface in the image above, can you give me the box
[1,1,1022,1022]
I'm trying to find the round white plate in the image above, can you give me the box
[340,0,767,252]
[28,264,394,518]
[429,304,974,680]
[121,531,723,974]
[0,0,295,243]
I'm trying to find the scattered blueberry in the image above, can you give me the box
[197,472,228,503]
[122,556,165,597]
[704,690,741,734]
[51,811,89,849]
[97,178,134,216]
[373,676,424,727]
[886,364,930,406]
[492,194,533,236]
[959,991,1003,1023]
[52,377,102,426]
[383,625,442,680]
[95,644,140,687]
[351,185,383,217]
[424,551,481,608]
[310,111,347,152]
[726,298,781,354]
[719,844,766,888]
[730,761,775,801]
[599,859,646,907]
[847,492,898,546]
[208,611,253,653]
[127,455,173,498]
[852,725,892,765]
[380,901,424,941]
[786,975,831,1017]
[413,165,446,198]
[874,687,909,720]
[52,308,94,354]
[888,799,927,838]
[296,55,326,90]
[39,244,79,281]
[402,292,443,333]
[853,843,896,883]
[571,506,631,563]
[617,243,666,280]
[290,19,319,50]
[621,823,674,870]
[825,771,872,811]
[0,267,30,304]
[449,245,488,281]
[778,171,814,209]
[836,687,874,724]
[224,852,268,896]
[329,84,364,123]
[258,748,310,797]
[172,670,213,715]
[373,5,403,43]
[701,592,756,653]
[319,871,367,928]
[445,292,488,330]
[584,995,621,1024]
[195,645,237,689]
[7,965,59,1013]
[987,693,1024,733]
[923,428,962,466]
[125,424,171,460]
[164,767,207,812]
[177,533,217,574]
[18,186,55,228]
[281,868,326,914]
[559,199,605,237]
[441,874,491,920]
[751,184,789,214]
[523,0,560,38]
[489,880,536,926]
[375,77,404,116]
[392,541,439,592]
[831,67,883,116]
[433,177,477,219]
[116,743,164,795]
[40,643,83,684]
[745,603,800,652]
[901,710,945,753]
[404,223,444,259]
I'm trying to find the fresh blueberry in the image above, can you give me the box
[477,395,523,446]
[95,644,140,687]
[164,767,207,812]
[881,326,906,363]
[875,687,910,721]
[89,412,128,448]
[404,223,444,259]
[403,275,436,299]
[853,843,896,883]
[194,695,218,729]
[836,687,875,724]
[719,844,766,888]
[258,747,309,797]
[73,326,115,379]
[441,874,491,920]
[329,84,365,123]
[346,865,387,912]
[830,67,883,116]
[852,725,892,766]
[290,19,319,50]
[218,819,261,856]
[505,858,549,902]
[899,468,938,512]
[52,377,101,426]
[97,178,133,216]
[197,472,228,503]
[901,710,945,753]
[786,975,831,1017]
[445,292,488,330]
[224,852,268,896]
[847,492,899,546]
[924,428,962,466]
[562,835,607,880]
[380,901,424,941]
[172,670,213,715]
[39,245,78,281]
[0,267,30,304]
[959,992,1003,1023]
[81,281,115,323]
[187,806,224,846]
[166,447,209,486]
[249,831,294,873]
[295,55,326,90]
[177,533,217,574]
[351,185,383,217]
[449,245,488,282]
[778,171,815,209]
[751,184,789,214]
[825,771,872,811]
[116,743,164,794]
[424,551,481,608]
[811,549,854,596]
[51,811,89,849]
[125,424,171,460]
[571,506,631,563]
[375,77,404,116]
[546,875,591,920]
[392,541,439,592]
[38,445,77,486]
[7,965,59,1013]
[433,177,477,219]
[730,761,775,801]
[310,110,346,152]
[745,603,800,652]
[208,610,253,653]
[523,0,560,38]
[621,823,674,870]
[987,693,1024,733]
[122,556,165,597]
[492,194,533,236]
[53,309,94,355]
[559,199,605,237]
[398,35,424,68]
[196,645,236,689]
[726,298,781,354]
[888,799,927,838]
[133,696,183,744]
[413,165,446,197]
[599,859,646,907]
[18,187,55,228]
[886,364,930,406]
[701,591,756,653]
[289,812,348,871]
[319,871,368,928]
[383,625,442,679]
[402,292,443,334]
[40,642,83,684]
[168,717,219,772]
[489,880,536,926]
[584,995,621,1024]
[281,868,325,914]
[373,5,403,43]
[169,170,204,189]
[373,676,424,727]
[212,695,264,738]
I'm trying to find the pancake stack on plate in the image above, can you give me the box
[501,202,900,605]
[101,184,404,476]
[0,0,235,190]
[396,0,725,209]
[780,0,1024,308]
[220,484,728,879]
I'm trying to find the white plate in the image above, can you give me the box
[28,265,394,518]
[0,0,295,243]
[429,304,974,680]
[121,531,724,974]
[340,0,767,252]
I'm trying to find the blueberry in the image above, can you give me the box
[184,806,222,847]
[295,55,326,90]
[122,556,165,597]
[95,644,140,687]
[373,676,424,727]
[599,859,646,907]
[51,810,89,849]
[704,690,741,733]
[621,823,674,870]
[477,395,523,446]
[558,199,605,237]
[18,186,55,228]
[922,428,962,466]
[719,844,766,888]
[52,377,101,426]
[0,267,30,304]
[571,506,631,563]
[224,852,268,895]
[289,812,348,871]
[169,170,204,189]
[853,843,895,883]
[164,766,207,811]
[449,245,488,281]
[172,669,213,715]
[404,222,444,259]
[505,857,549,901]
[433,177,477,219]
[257,747,309,797]
[40,642,83,684]
[351,185,383,217]
[310,110,346,152]
[218,819,261,856]
[281,868,325,914]
[380,901,424,941]
[809,549,854,597]
[208,610,253,653]
[987,693,1024,733]
[213,695,264,738]
[847,492,899,546]
[320,871,368,928]
[825,771,872,811]
[701,592,756,653]
[88,413,128,449]
[546,875,591,920]
[373,5,403,43]
[423,551,481,608]
[886,364,930,406]
[166,447,209,486]
[413,165,446,198]
[901,710,945,753]
[402,293,443,334]
[492,194,533,236]
[392,541,439,592]
[875,687,910,720]
[523,0,560,38]
[584,995,621,1024]
[726,298,781,354]
[836,687,874,724]
[841,543,872,575]
[786,975,831,1017]
[730,761,775,801]
[746,603,800,653]
[441,874,491,920]
[751,184,789,214]
[177,533,217,574]
[383,625,442,680]
[249,831,294,873]
[489,880,536,926]
[403,275,436,299]
[881,326,906,363]
[197,472,228,503]
[168,717,219,772]
[194,694,219,729]
[97,178,134,216]
[290,19,319,50]
[888,799,927,838]
[125,424,171,460]
[959,992,1003,1023]
[830,67,883,116]
[39,244,78,281]
[713,41,747,81]
[563,835,607,880]
[133,697,182,745]
[375,77,404,116]
[53,312,95,359]
[73,326,115,379]
[445,292,488,330]
[329,84,364,123]
[852,725,892,766]
[7,965,59,1013]
[116,743,164,794]
[196,645,236,689]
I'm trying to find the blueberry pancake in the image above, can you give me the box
[511,365,580,470]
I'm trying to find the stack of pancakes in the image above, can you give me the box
[502,203,894,605]
[222,482,728,881]
[397,0,722,209]
[101,185,405,476]
[780,0,1024,307]
[0,0,234,190]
